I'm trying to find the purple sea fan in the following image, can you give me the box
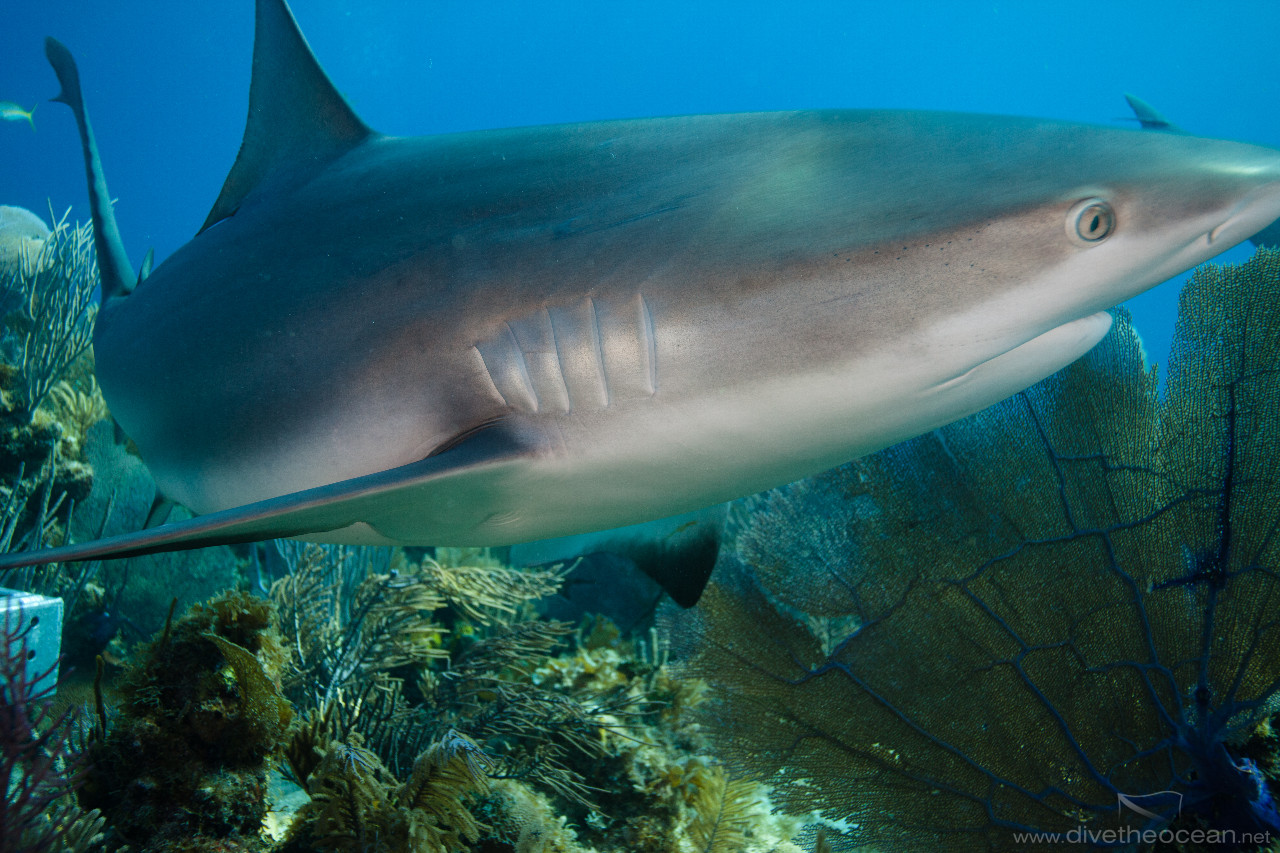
[0,608,85,853]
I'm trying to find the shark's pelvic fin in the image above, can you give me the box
[512,505,727,607]
[201,0,373,233]
[44,38,136,303]
[143,494,176,529]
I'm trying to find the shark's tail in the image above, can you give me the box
[25,102,35,132]
[44,37,136,303]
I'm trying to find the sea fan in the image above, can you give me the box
[673,249,1280,850]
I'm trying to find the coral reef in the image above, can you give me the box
[0,204,110,630]
[279,730,490,852]
[670,249,1280,851]
[44,540,797,852]
[265,543,800,852]
[80,589,292,851]
[269,544,605,795]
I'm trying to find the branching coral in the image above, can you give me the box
[396,730,492,849]
[0,445,70,561]
[270,543,448,711]
[0,441,97,623]
[271,543,622,807]
[281,729,490,853]
[432,618,617,805]
[684,764,764,853]
[673,248,1280,851]
[0,206,98,417]
[417,554,565,625]
[44,376,110,447]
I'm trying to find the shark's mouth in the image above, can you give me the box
[931,311,1115,395]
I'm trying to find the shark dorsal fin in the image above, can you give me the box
[200,0,372,234]
[1123,93,1183,134]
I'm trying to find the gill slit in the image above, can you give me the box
[545,307,572,413]
[588,297,612,408]
[640,293,658,395]
[474,345,510,407]
[505,321,540,412]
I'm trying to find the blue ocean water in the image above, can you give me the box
[2,1,1279,367]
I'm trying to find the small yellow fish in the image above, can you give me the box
[0,102,36,131]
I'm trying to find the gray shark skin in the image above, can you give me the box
[4,0,1280,582]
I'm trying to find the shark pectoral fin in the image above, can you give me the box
[0,425,533,571]
[199,0,373,233]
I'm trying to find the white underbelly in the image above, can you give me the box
[342,311,1111,547]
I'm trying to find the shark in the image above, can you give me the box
[4,0,1280,605]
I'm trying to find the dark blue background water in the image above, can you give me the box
[3,1,1279,367]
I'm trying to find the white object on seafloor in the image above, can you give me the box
[0,587,64,696]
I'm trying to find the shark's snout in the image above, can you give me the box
[1210,176,1280,247]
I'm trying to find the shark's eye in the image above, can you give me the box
[1067,198,1115,245]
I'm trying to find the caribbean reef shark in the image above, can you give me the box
[5,0,1280,605]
